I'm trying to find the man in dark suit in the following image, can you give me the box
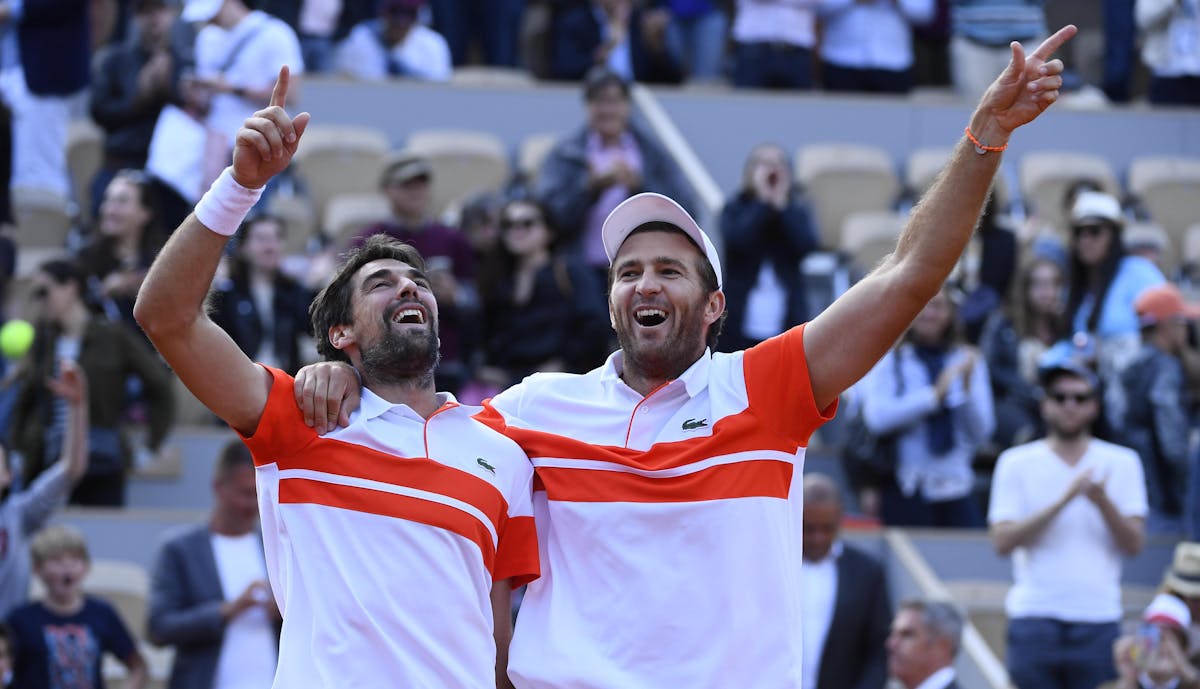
[886,599,964,689]
[148,441,280,689]
[802,473,892,689]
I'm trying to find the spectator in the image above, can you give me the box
[1107,594,1196,689]
[988,352,1147,689]
[535,67,695,280]
[0,0,89,199]
[547,0,684,83]
[148,440,280,689]
[1121,284,1200,535]
[255,0,345,72]
[718,143,818,353]
[476,199,610,390]
[661,0,727,82]
[334,0,452,82]
[979,255,1065,448]
[0,362,88,619]
[89,0,188,218]
[957,195,1018,344]
[351,154,476,393]
[1103,0,1137,102]
[860,285,994,527]
[1136,0,1200,106]
[210,215,314,375]
[10,260,175,507]
[77,170,169,334]
[1063,190,1165,430]
[429,0,523,67]
[7,525,147,689]
[1161,542,1200,659]
[816,0,935,93]
[886,599,964,689]
[912,0,952,87]
[949,0,1046,100]
[730,0,817,89]
[801,473,891,689]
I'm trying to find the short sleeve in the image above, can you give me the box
[238,366,318,466]
[741,324,837,445]
[1107,449,1149,518]
[96,599,137,662]
[987,450,1025,524]
[493,465,538,586]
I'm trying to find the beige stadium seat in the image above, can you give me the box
[67,119,103,224]
[1183,223,1200,268]
[291,124,389,226]
[795,143,899,251]
[324,192,391,245]
[404,129,511,217]
[13,186,72,276]
[906,146,1009,208]
[518,132,559,183]
[840,210,906,275]
[1128,156,1200,255]
[450,66,536,87]
[266,194,318,256]
[1018,151,1120,235]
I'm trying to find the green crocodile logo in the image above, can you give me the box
[476,457,496,474]
[682,418,708,431]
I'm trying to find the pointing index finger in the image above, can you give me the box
[270,65,290,109]
[1030,24,1077,62]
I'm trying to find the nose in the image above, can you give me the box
[395,275,420,300]
[634,271,662,296]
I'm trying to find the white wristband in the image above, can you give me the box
[194,167,264,237]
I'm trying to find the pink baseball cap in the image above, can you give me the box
[1144,593,1191,629]
[601,192,723,289]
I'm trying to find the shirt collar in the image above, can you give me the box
[357,386,457,422]
[600,348,713,399]
[914,666,956,689]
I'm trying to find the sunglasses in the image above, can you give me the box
[501,217,541,231]
[1072,224,1109,239]
[1049,391,1094,405]
[30,286,48,300]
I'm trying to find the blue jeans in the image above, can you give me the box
[732,42,813,90]
[665,11,728,81]
[1007,618,1119,689]
[429,0,524,66]
[1102,0,1136,102]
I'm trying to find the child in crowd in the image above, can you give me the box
[6,525,146,689]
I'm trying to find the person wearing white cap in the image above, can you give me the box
[299,24,1079,689]
[1108,593,1197,689]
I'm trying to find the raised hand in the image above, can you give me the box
[231,65,310,190]
[46,360,87,406]
[978,25,1077,136]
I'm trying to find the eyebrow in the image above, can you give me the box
[615,256,689,273]
[359,266,429,291]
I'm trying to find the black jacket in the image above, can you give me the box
[815,544,893,689]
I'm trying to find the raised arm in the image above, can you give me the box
[134,66,310,436]
[44,361,88,484]
[804,26,1077,410]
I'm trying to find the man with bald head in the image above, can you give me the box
[802,473,892,689]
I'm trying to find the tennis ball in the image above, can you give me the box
[0,319,34,360]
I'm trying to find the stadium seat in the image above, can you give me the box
[323,192,391,245]
[1123,220,1173,274]
[12,186,72,276]
[1018,151,1120,236]
[905,146,1009,209]
[450,66,536,87]
[403,129,511,218]
[67,119,103,224]
[266,193,318,256]
[795,143,900,252]
[290,124,390,229]
[1128,156,1200,256]
[517,132,559,186]
[840,210,906,276]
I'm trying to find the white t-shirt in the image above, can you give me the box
[742,263,788,341]
[800,542,841,689]
[211,532,277,689]
[195,11,305,147]
[335,22,452,82]
[988,438,1148,622]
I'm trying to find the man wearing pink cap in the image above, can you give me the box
[1121,284,1200,535]
[300,25,1079,688]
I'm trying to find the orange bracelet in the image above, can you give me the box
[964,126,1007,154]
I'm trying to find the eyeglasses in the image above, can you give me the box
[1049,391,1094,405]
[1072,224,1109,239]
[501,217,541,231]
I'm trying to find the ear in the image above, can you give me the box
[703,290,726,327]
[608,299,617,331]
[328,324,355,353]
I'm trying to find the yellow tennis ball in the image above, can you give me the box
[0,319,34,359]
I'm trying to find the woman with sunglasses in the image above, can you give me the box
[1062,190,1165,431]
[77,170,168,336]
[475,199,609,391]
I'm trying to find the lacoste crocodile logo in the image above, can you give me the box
[476,457,496,474]
[682,418,708,431]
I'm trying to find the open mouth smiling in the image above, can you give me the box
[391,306,426,325]
[635,308,668,327]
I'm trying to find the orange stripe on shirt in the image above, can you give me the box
[279,477,498,572]
[273,439,511,535]
[534,458,793,503]
[494,515,539,586]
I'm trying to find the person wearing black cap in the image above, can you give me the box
[988,348,1148,689]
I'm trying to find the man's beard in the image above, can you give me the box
[360,322,440,388]
[614,307,708,383]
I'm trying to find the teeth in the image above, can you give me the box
[636,309,667,319]
[394,308,424,324]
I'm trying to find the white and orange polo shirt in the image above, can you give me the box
[477,324,835,689]
[241,367,538,689]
